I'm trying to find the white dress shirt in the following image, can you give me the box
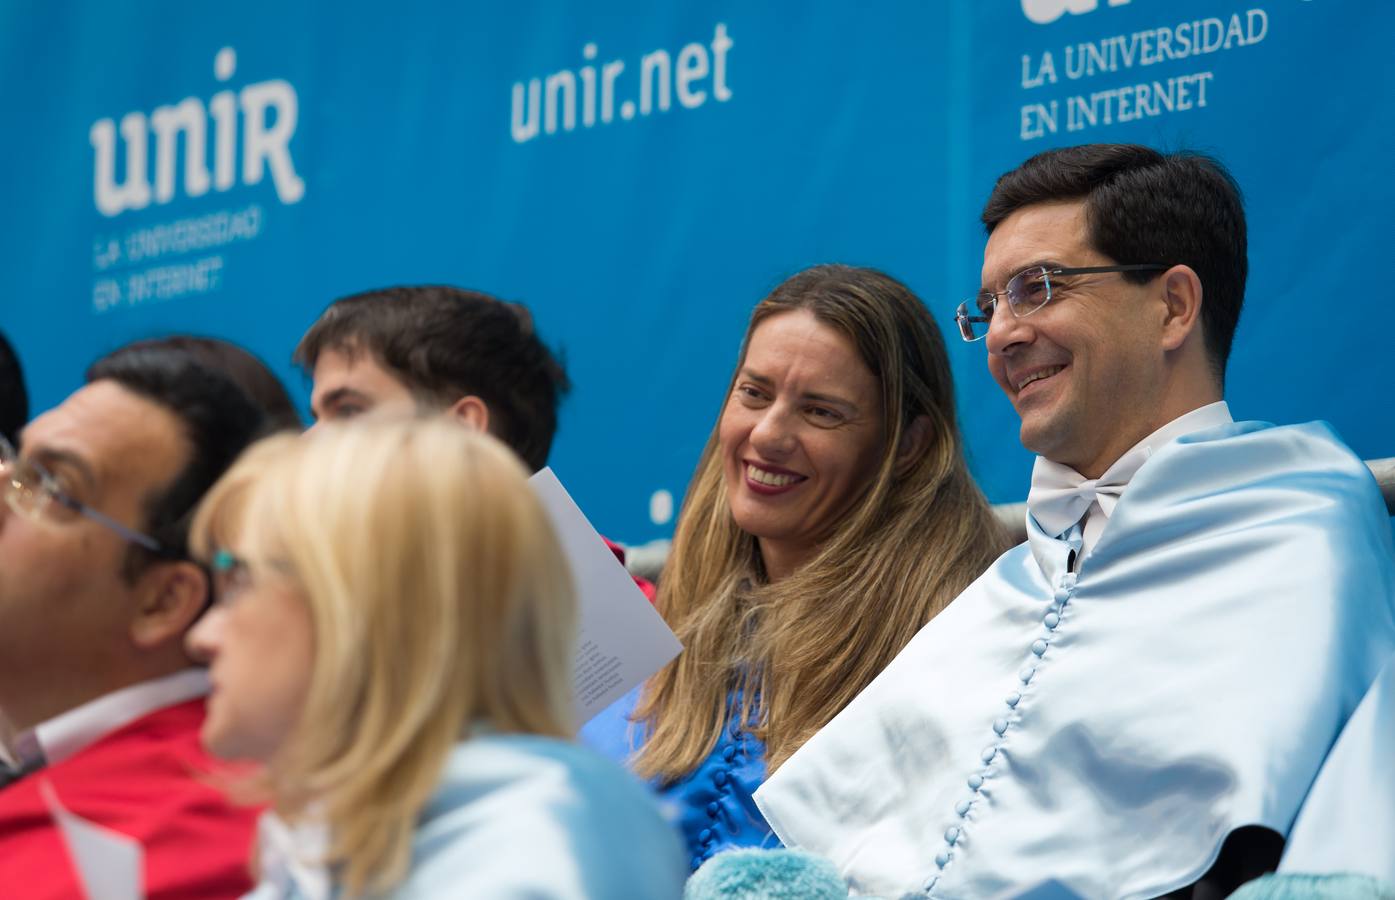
[1026,401,1233,563]
[5,668,210,772]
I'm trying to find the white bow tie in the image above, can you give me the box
[1027,447,1151,539]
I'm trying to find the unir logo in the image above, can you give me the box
[90,48,305,218]
[1023,0,1133,26]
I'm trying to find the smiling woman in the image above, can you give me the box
[582,264,1009,868]
[718,309,886,582]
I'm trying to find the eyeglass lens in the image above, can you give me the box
[1,442,55,518]
[958,267,1054,341]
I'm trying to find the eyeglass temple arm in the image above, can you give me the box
[52,494,166,554]
[1054,264,1169,275]
[958,263,1171,318]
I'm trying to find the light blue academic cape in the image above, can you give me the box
[755,421,1395,899]
[247,733,688,899]
[1277,649,1395,884]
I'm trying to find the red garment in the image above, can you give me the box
[0,699,259,899]
[603,537,657,604]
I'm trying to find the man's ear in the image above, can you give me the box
[130,561,209,651]
[446,395,490,433]
[895,414,934,475]
[1158,264,1204,353]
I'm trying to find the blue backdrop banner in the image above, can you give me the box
[1,0,1389,543]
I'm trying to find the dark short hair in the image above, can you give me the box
[294,285,570,471]
[125,335,302,434]
[981,144,1247,385]
[86,344,267,578]
[0,330,27,446]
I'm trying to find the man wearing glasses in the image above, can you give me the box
[756,144,1395,897]
[0,343,266,898]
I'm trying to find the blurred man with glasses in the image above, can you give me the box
[756,144,1395,898]
[0,342,266,898]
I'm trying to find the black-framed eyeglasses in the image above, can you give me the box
[0,434,168,554]
[954,264,1169,342]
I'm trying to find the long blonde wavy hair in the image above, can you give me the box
[634,264,1008,780]
[190,419,575,896]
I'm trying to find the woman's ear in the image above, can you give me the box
[895,415,933,475]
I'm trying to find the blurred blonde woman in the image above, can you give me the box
[185,419,686,899]
[583,264,1009,868]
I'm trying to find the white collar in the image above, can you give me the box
[1027,401,1233,538]
[24,668,210,767]
[255,811,332,900]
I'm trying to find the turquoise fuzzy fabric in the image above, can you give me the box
[1230,874,1395,900]
[685,854,1395,899]
[684,848,849,899]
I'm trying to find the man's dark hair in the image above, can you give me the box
[293,285,570,471]
[0,330,27,446]
[981,144,1247,385]
[126,335,302,434]
[86,344,266,578]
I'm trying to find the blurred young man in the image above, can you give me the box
[297,285,567,471]
[296,284,655,599]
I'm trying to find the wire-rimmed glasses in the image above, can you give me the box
[0,434,168,553]
[954,264,1169,342]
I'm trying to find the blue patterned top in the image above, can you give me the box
[581,686,780,870]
